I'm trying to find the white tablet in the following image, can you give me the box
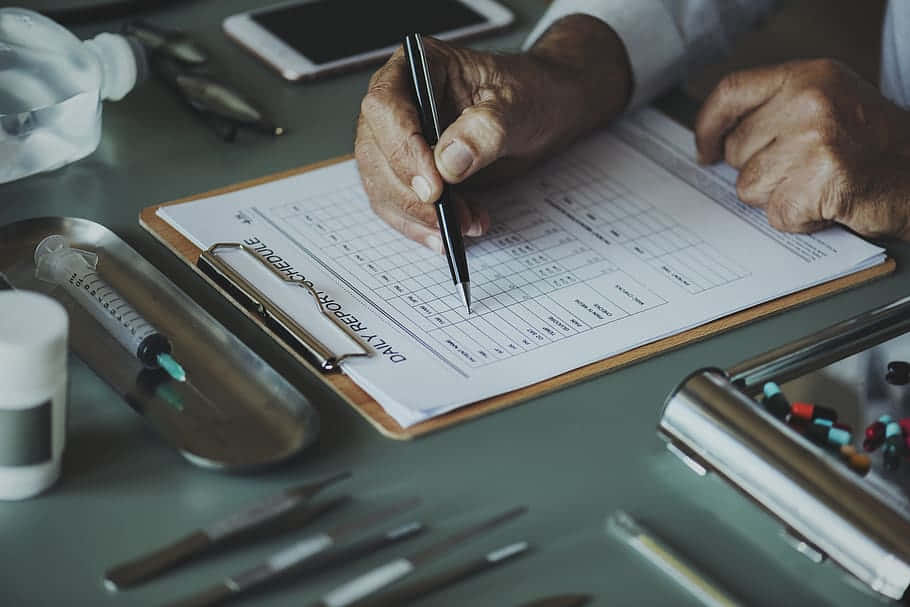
[223,0,515,81]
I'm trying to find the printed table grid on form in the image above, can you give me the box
[268,161,745,369]
[540,149,750,293]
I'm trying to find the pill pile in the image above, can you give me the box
[762,382,867,475]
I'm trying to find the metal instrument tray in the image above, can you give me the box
[0,217,319,471]
[659,296,910,600]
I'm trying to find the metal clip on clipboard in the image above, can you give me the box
[198,243,370,372]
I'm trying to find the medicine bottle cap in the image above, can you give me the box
[0,291,68,406]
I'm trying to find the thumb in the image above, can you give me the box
[435,101,510,183]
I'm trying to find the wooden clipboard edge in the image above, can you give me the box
[140,158,897,440]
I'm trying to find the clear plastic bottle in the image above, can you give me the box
[0,8,146,183]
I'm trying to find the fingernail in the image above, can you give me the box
[411,175,432,202]
[479,209,492,232]
[425,234,443,254]
[440,140,473,178]
[465,220,483,237]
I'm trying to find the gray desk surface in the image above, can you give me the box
[3,2,908,605]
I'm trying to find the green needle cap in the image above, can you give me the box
[156,353,186,382]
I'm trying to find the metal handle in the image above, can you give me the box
[104,531,210,590]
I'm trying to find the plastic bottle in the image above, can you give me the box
[0,7,147,183]
[0,290,68,500]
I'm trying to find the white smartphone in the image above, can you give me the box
[223,0,514,81]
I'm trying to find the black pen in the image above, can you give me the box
[403,33,472,314]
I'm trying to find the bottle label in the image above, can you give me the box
[0,401,51,466]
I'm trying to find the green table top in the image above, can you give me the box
[3,2,909,605]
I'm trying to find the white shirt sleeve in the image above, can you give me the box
[880,0,910,108]
[524,0,781,108]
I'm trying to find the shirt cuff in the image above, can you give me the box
[524,0,686,108]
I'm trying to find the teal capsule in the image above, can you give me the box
[886,421,902,438]
[884,435,904,470]
[880,414,894,424]
[828,427,852,446]
[763,382,780,398]
[807,422,852,447]
[761,382,790,420]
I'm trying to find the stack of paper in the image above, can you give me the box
[159,110,885,427]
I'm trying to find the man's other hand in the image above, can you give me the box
[696,59,910,239]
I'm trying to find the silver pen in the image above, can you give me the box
[607,510,742,607]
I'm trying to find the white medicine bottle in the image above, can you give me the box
[0,7,147,184]
[0,290,69,500]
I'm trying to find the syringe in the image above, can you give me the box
[34,235,186,382]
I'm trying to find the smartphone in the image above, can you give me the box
[223,0,514,81]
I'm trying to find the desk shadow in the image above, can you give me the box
[57,421,180,493]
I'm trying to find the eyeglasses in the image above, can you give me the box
[125,20,285,142]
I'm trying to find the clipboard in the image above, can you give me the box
[140,156,896,439]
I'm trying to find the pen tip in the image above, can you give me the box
[458,282,471,314]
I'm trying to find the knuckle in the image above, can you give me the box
[359,90,386,120]
[421,36,446,58]
[808,58,843,80]
[811,143,846,186]
[736,167,760,203]
[464,106,507,155]
[354,139,367,164]
[361,83,401,118]
[361,173,386,207]
[723,131,743,166]
[386,132,422,174]
[353,120,372,155]
[768,192,814,232]
[821,170,853,222]
[766,200,791,231]
[354,147,376,178]
[388,46,405,62]
[366,69,382,89]
[803,126,835,151]
[381,208,411,238]
[354,113,368,139]
[366,66,390,91]
[717,70,748,99]
[797,87,835,120]
[815,143,839,169]
[400,221,432,245]
[399,193,433,223]
[369,52,405,87]
[369,194,423,238]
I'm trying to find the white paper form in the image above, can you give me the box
[159,109,885,427]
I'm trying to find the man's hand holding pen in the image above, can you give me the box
[354,16,633,251]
